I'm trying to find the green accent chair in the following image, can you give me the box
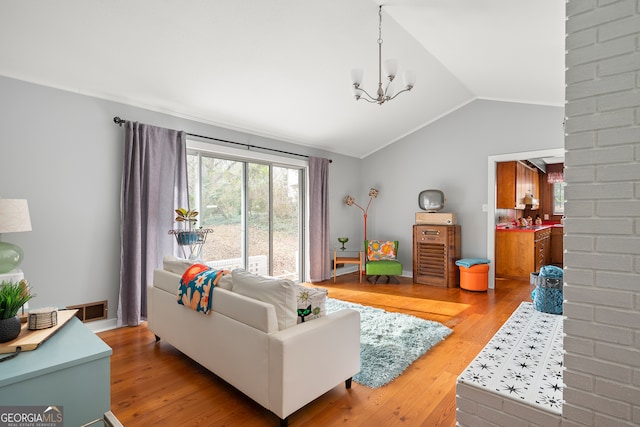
[364,240,403,284]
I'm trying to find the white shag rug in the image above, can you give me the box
[326,298,452,388]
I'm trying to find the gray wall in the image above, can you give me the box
[360,100,565,272]
[0,75,565,327]
[0,76,356,326]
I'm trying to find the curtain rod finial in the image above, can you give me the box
[113,116,125,126]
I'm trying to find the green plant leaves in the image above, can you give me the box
[0,279,34,320]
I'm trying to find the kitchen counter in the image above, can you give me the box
[495,226,554,279]
[496,224,562,232]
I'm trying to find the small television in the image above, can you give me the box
[418,189,446,212]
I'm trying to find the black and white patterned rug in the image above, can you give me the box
[458,302,563,413]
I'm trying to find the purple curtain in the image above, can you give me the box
[308,157,330,282]
[118,121,188,326]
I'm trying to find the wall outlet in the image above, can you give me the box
[544,214,549,220]
[482,204,488,212]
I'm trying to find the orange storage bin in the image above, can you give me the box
[458,263,489,291]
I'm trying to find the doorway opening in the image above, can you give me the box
[486,148,564,289]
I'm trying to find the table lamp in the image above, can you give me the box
[0,199,32,274]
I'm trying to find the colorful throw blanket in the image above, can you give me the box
[177,264,228,314]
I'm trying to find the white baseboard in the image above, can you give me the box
[85,318,118,333]
[335,265,359,276]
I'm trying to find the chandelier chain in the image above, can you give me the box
[378,6,383,45]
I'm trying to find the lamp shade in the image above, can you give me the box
[350,68,363,86]
[0,199,32,234]
[403,70,416,88]
[383,59,397,79]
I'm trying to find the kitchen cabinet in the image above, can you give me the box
[496,161,539,210]
[534,228,551,271]
[495,227,551,280]
[413,224,461,287]
[550,226,564,266]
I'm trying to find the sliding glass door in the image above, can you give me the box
[271,166,301,280]
[187,149,303,282]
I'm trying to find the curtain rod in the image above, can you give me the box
[113,117,331,163]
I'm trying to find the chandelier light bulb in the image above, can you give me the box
[383,59,397,80]
[386,79,397,98]
[351,85,364,100]
[350,68,363,86]
[403,70,416,89]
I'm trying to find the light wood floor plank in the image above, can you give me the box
[98,275,530,426]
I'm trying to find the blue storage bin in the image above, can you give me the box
[530,271,563,315]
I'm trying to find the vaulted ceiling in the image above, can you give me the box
[0,0,565,158]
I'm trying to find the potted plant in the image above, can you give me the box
[0,279,34,343]
[174,207,199,246]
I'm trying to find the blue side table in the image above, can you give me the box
[0,316,112,426]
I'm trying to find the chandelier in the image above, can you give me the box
[350,5,415,105]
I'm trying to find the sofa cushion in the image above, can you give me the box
[216,274,233,291]
[295,285,327,323]
[163,255,196,274]
[365,259,403,276]
[231,269,297,330]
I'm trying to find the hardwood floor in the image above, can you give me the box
[98,275,531,426]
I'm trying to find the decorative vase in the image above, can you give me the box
[0,315,21,343]
[338,237,349,250]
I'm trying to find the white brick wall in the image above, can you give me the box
[564,1,640,426]
[456,383,562,427]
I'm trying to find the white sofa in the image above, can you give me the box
[148,265,361,426]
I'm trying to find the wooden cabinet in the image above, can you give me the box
[496,161,539,210]
[495,227,551,280]
[534,228,551,271]
[530,167,540,202]
[550,226,564,266]
[413,224,461,287]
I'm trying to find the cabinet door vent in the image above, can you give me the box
[416,243,446,278]
[67,300,108,322]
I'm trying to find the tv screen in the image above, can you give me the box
[418,189,445,212]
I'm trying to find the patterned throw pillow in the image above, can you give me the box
[295,285,328,323]
[177,264,228,314]
[367,240,397,261]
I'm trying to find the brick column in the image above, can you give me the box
[564,1,640,426]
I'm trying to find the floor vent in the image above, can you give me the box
[68,300,108,322]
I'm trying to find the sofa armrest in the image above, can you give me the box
[268,308,360,419]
